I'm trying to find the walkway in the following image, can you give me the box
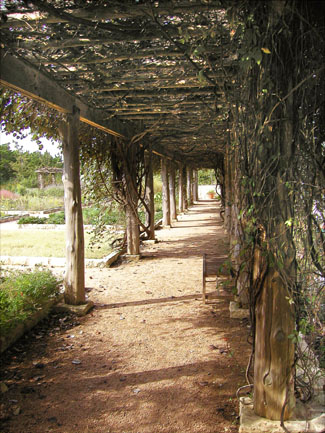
[0,201,250,433]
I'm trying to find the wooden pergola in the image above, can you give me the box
[35,167,63,188]
[1,0,323,424]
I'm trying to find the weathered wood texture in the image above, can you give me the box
[60,108,85,305]
[169,162,177,221]
[145,147,155,240]
[178,164,185,213]
[187,167,193,206]
[161,158,171,226]
[254,267,295,420]
[193,170,198,202]
[0,52,127,139]
[125,144,140,255]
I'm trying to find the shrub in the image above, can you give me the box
[0,269,61,334]
[47,211,65,224]
[18,215,47,224]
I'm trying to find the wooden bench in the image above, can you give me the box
[202,253,228,303]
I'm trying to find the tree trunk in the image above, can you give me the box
[187,167,193,206]
[169,162,177,221]
[193,169,198,201]
[60,107,85,305]
[145,147,155,240]
[161,157,171,226]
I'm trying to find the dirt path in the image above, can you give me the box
[0,201,250,433]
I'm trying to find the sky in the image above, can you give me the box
[0,130,61,157]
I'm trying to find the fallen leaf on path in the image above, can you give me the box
[0,383,8,393]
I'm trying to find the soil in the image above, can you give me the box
[0,201,251,433]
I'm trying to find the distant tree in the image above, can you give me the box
[0,143,16,184]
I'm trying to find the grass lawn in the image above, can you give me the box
[0,230,113,259]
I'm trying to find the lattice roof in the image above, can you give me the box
[0,1,237,168]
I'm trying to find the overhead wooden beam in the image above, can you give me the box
[44,51,185,65]
[0,51,126,139]
[1,2,225,27]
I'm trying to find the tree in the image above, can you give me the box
[0,143,16,184]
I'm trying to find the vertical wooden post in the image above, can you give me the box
[125,142,140,255]
[125,204,140,255]
[145,147,155,240]
[187,167,193,206]
[182,165,188,210]
[193,170,198,202]
[161,157,171,226]
[60,107,85,305]
[169,162,177,221]
[254,75,296,420]
[38,172,44,189]
[178,164,184,213]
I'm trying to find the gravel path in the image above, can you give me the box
[0,201,250,433]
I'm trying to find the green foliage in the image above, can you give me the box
[18,215,47,224]
[83,207,123,226]
[0,141,62,189]
[198,169,215,185]
[47,211,65,225]
[0,268,61,334]
[0,143,16,184]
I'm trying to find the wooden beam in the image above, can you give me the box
[1,3,225,27]
[44,50,185,65]
[0,51,126,139]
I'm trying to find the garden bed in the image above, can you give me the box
[0,269,62,353]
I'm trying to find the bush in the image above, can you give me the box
[47,211,65,224]
[18,215,47,224]
[0,269,61,334]
[83,207,124,225]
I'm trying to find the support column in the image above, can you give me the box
[169,162,177,221]
[187,167,193,206]
[125,143,140,256]
[161,157,171,226]
[178,164,185,213]
[193,169,198,202]
[38,172,44,189]
[125,203,140,255]
[145,147,155,240]
[60,107,85,305]
[183,165,188,210]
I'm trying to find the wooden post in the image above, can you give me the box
[182,165,188,210]
[193,170,198,202]
[254,75,296,420]
[169,162,177,221]
[125,143,140,255]
[254,266,295,419]
[145,147,155,240]
[38,172,44,189]
[187,167,193,206]
[161,157,171,226]
[60,107,85,305]
[125,203,140,255]
[178,164,184,213]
